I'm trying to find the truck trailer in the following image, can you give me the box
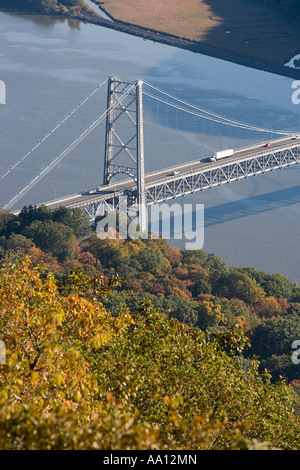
[209,148,234,162]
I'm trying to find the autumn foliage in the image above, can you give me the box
[0,205,300,449]
[0,258,299,450]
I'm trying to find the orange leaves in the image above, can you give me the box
[0,254,299,450]
[251,296,291,319]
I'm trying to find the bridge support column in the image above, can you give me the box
[103,76,116,186]
[136,79,146,233]
[103,76,146,233]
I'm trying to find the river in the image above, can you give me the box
[0,9,300,281]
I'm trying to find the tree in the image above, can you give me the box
[0,260,299,450]
[18,205,52,232]
[40,0,59,14]
[196,299,223,330]
[51,206,92,238]
[215,270,266,305]
[152,295,199,326]
[24,219,74,261]
[137,246,170,272]
[92,300,299,449]
[252,296,289,319]
[249,313,300,381]
[219,298,261,332]
[1,233,34,258]
[0,211,20,238]
[237,267,297,301]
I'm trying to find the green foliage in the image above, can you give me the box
[24,219,74,261]
[1,204,300,383]
[90,299,299,449]
[0,233,34,257]
[249,314,300,382]
[237,267,299,301]
[137,245,170,272]
[0,257,299,449]
[214,269,266,305]
[0,211,20,237]
[0,0,87,15]
[41,0,59,13]
[0,205,91,263]
[51,206,92,238]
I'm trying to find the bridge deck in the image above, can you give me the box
[19,134,299,218]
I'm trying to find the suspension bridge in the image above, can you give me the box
[1,75,299,232]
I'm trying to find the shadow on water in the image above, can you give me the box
[204,183,300,228]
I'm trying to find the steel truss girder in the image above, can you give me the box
[145,146,300,204]
[58,145,300,221]
[75,190,138,221]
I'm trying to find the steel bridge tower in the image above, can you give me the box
[103,76,146,232]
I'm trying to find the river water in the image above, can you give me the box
[0,10,300,281]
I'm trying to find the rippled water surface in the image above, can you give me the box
[0,10,299,280]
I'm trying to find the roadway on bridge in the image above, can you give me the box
[43,134,299,211]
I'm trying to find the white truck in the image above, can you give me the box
[209,148,234,162]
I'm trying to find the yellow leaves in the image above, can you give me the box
[163,393,184,410]
[0,259,111,416]
[29,371,40,386]
[55,309,64,327]
[113,311,134,333]
[52,373,65,387]
[0,389,9,400]
[0,257,298,450]
[90,332,111,349]
[198,300,225,325]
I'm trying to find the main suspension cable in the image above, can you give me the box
[0,78,108,182]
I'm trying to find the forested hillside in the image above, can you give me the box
[0,205,300,449]
[1,205,300,384]
[0,0,90,15]
[1,205,300,385]
[0,248,298,449]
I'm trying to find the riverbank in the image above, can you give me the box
[96,0,300,77]
[0,0,299,80]
[78,7,300,80]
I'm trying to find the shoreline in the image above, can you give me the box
[79,11,300,80]
[1,3,299,80]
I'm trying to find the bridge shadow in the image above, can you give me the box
[204,184,300,228]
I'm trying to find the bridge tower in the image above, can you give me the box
[103,76,146,232]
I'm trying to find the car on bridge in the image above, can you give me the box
[264,142,272,147]
[82,188,98,195]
